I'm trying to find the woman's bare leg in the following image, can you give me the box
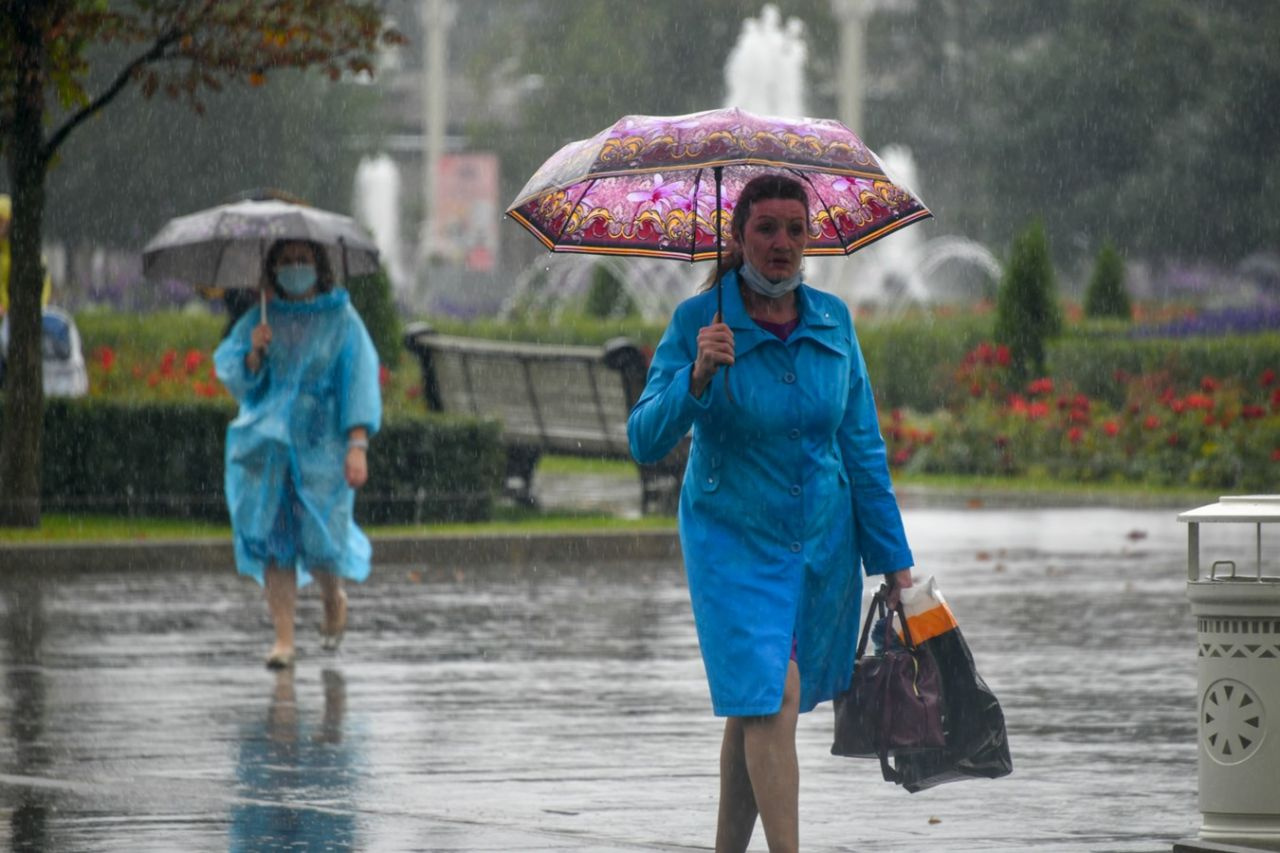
[717,660,801,853]
[263,564,297,665]
[313,569,347,650]
[716,716,758,852]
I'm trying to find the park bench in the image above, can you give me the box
[402,323,688,515]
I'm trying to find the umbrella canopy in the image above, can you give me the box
[506,107,931,263]
[143,198,380,290]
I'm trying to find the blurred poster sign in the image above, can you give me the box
[431,153,499,272]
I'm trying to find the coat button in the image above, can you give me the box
[790,485,802,496]
[783,372,796,384]
[790,541,802,553]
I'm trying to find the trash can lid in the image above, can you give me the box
[1179,495,1280,523]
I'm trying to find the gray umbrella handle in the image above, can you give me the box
[260,287,268,326]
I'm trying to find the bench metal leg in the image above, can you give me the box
[504,447,541,508]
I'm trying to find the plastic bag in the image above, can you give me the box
[890,577,1013,792]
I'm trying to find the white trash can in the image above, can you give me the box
[1180,496,1280,846]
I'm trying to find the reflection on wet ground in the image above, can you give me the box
[0,505,1218,851]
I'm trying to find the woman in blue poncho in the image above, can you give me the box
[215,239,382,670]
[628,175,915,853]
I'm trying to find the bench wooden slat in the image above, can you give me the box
[403,326,687,514]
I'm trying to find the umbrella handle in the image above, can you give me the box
[260,287,268,326]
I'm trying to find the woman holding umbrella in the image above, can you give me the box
[628,174,915,852]
[215,238,382,669]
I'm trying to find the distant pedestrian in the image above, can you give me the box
[214,238,382,669]
[628,174,915,852]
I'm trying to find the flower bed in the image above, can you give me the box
[885,342,1280,490]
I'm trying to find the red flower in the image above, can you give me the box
[1203,414,1215,427]
[379,364,391,387]
[160,349,177,377]
[1144,415,1161,430]
[1185,394,1214,411]
[1028,402,1050,420]
[893,448,912,466]
[995,345,1011,367]
[183,349,204,374]
[1200,376,1219,393]
[1242,405,1266,420]
[1272,449,1280,462]
[1262,369,1276,388]
[1167,433,1180,447]
[1103,420,1120,436]
[1067,427,1083,444]
[1027,378,1054,396]
[95,346,116,372]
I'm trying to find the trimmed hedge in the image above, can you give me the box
[1049,331,1280,406]
[13,400,503,523]
[857,313,993,412]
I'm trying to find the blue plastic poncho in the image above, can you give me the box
[214,289,382,586]
[628,271,913,717]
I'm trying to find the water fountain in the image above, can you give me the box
[504,2,1001,321]
[353,153,409,300]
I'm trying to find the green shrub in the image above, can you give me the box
[1050,333,1280,407]
[857,311,993,411]
[360,413,504,524]
[1083,241,1132,321]
[994,220,1061,382]
[583,264,637,319]
[347,267,402,368]
[40,398,234,518]
[421,312,668,348]
[11,399,502,523]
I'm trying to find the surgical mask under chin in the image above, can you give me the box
[277,263,318,296]
[739,259,802,299]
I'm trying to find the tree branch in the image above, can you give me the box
[40,26,184,164]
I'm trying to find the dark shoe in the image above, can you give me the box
[265,648,296,670]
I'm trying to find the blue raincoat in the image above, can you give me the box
[214,289,382,587]
[628,270,913,717]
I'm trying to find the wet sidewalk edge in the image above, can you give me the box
[0,529,683,575]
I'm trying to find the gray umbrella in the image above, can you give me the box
[142,198,381,291]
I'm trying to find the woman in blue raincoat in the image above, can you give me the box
[215,239,381,670]
[628,174,915,853]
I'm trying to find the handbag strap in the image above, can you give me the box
[854,588,887,660]
[855,586,919,660]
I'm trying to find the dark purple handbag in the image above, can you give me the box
[831,587,946,783]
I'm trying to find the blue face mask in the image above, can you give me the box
[276,263,318,296]
[739,258,802,299]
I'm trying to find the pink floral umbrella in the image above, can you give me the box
[507,107,932,274]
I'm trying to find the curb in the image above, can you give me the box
[0,529,683,575]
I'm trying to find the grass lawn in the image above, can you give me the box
[0,460,1227,545]
[0,505,673,545]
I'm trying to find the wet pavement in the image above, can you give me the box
[0,500,1259,852]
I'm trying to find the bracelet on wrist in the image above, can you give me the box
[347,438,369,450]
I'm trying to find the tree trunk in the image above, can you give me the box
[0,8,48,527]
